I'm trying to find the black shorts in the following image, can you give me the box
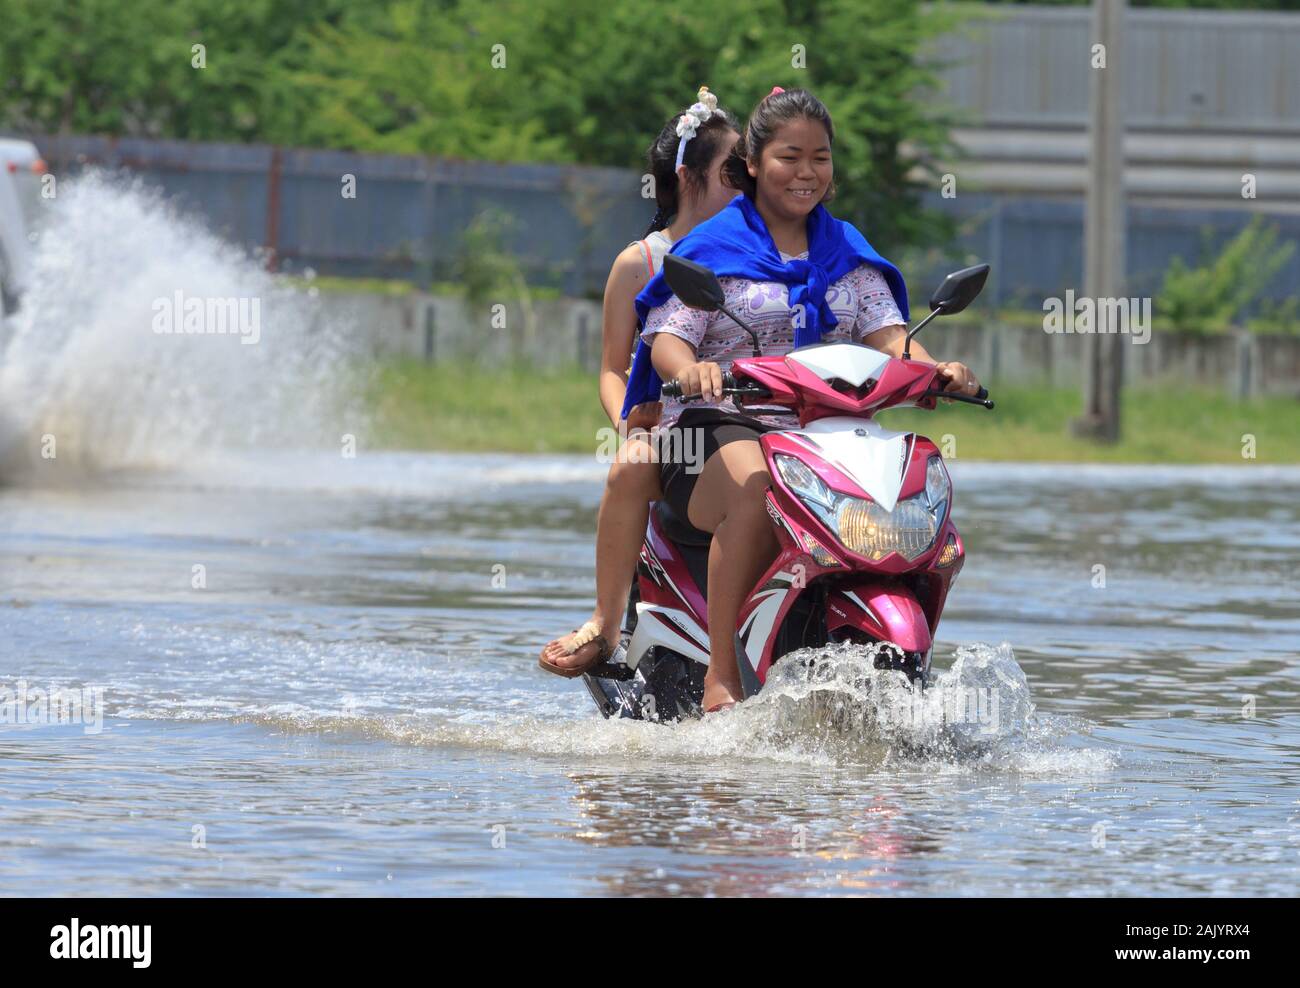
[657,407,779,524]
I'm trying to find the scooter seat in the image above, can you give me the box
[653,499,713,548]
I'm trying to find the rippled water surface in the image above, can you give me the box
[2,454,1297,896]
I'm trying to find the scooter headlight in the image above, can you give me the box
[924,455,950,530]
[835,496,938,562]
[773,453,951,563]
[774,454,833,510]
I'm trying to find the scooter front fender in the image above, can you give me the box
[825,582,933,654]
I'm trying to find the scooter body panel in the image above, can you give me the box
[586,342,979,719]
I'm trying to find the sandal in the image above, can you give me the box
[705,701,737,714]
[538,621,613,679]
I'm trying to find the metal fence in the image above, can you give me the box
[934,5,1300,134]
[29,135,649,298]
[919,192,1300,312]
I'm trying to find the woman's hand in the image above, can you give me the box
[673,361,726,401]
[934,361,981,398]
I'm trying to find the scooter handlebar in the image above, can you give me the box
[921,384,994,409]
[662,369,991,408]
[662,371,736,400]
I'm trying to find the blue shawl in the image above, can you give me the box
[621,194,909,418]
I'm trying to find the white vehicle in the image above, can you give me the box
[0,138,46,320]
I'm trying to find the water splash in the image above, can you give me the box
[751,640,1037,762]
[101,629,1107,775]
[0,172,368,483]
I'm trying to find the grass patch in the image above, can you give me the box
[367,359,1300,463]
[278,274,415,296]
[878,384,1299,463]
[369,359,609,453]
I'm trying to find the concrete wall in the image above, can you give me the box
[924,318,1300,398]
[334,290,1300,398]
[336,291,604,369]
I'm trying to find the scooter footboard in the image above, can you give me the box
[826,583,933,654]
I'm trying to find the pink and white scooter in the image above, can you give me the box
[583,256,994,721]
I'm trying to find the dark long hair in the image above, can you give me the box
[721,87,836,205]
[642,102,740,238]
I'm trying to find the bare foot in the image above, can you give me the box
[701,678,743,713]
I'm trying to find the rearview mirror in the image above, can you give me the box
[663,254,725,312]
[902,261,992,359]
[928,263,990,315]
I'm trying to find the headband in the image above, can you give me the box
[674,86,719,169]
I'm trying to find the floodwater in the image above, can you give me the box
[2,454,1297,896]
[1,174,1296,896]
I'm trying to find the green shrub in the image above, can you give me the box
[1155,219,1295,335]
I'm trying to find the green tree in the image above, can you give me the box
[279,0,957,248]
[0,0,959,250]
[0,0,373,140]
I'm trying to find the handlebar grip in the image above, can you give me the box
[920,387,995,410]
[975,386,989,401]
[663,370,736,400]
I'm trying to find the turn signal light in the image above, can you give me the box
[936,534,961,568]
[801,532,841,568]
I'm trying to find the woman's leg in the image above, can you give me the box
[540,439,663,671]
[684,439,781,709]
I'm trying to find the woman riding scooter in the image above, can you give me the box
[623,87,983,712]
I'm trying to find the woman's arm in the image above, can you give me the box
[650,333,727,401]
[597,246,653,426]
[852,266,980,396]
[645,297,723,400]
[862,324,981,395]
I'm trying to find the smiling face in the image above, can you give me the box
[746,116,833,224]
